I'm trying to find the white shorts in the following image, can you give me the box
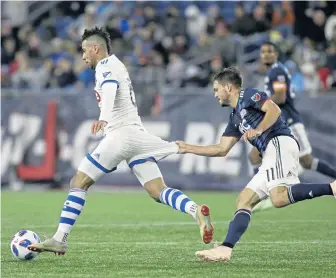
[246,136,300,200]
[78,124,178,185]
[289,123,312,157]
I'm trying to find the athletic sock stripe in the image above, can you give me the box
[67,195,85,206]
[69,189,87,193]
[180,198,191,213]
[167,189,177,207]
[288,186,295,203]
[234,209,251,218]
[276,138,284,178]
[164,188,173,205]
[59,217,76,225]
[171,191,183,210]
[62,206,81,215]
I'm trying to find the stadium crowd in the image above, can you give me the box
[1,1,336,100]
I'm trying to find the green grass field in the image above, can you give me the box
[1,191,335,278]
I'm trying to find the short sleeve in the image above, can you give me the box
[244,89,269,111]
[268,68,287,95]
[222,114,242,139]
[95,60,120,88]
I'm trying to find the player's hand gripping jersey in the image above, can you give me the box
[94,54,142,132]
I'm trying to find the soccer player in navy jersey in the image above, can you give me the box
[176,67,336,262]
[251,42,336,212]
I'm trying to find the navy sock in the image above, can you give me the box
[316,160,336,179]
[287,183,333,204]
[222,209,251,248]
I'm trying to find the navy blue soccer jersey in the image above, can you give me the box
[264,62,301,126]
[222,88,296,153]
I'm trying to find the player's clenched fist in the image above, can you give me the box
[91,120,107,135]
[243,129,262,142]
[176,140,188,154]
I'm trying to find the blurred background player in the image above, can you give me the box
[251,42,336,212]
[27,27,214,255]
[176,67,336,262]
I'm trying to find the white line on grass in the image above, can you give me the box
[2,219,333,229]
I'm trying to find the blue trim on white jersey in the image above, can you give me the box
[86,153,117,173]
[101,79,120,88]
[128,156,157,169]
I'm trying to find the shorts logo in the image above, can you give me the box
[102,72,112,79]
[251,93,261,102]
[93,153,100,160]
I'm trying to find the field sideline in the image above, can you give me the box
[1,191,335,277]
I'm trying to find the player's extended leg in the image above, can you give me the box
[300,154,336,179]
[195,188,260,262]
[28,132,124,255]
[269,181,336,208]
[291,123,336,178]
[131,161,214,244]
[28,171,94,255]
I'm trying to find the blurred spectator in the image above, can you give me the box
[1,37,16,65]
[306,9,327,47]
[211,20,236,66]
[325,14,336,41]
[326,26,336,73]
[11,51,49,89]
[259,1,274,23]
[165,5,186,37]
[166,53,186,87]
[185,5,207,40]
[50,58,77,88]
[231,4,270,36]
[285,60,304,95]
[143,5,161,25]
[301,63,320,97]
[272,1,295,26]
[171,34,189,55]
[206,4,222,35]
[188,33,213,59]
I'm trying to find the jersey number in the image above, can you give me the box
[127,78,137,107]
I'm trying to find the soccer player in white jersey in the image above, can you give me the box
[28,27,214,255]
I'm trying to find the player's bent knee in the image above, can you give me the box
[270,185,290,208]
[144,177,165,201]
[299,155,313,169]
[70,171,95,191]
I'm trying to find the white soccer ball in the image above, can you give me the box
[10,230,40,260]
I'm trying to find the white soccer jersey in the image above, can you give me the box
[94,54,142,131]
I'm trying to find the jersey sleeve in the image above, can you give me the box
[222,113,242,139]
[268,68,287,95]
[95,60,120,88]
[244,89,269,111]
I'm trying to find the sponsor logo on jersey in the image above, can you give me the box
[251,93,261,102]
[102,71,112,79]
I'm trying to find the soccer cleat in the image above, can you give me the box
[196,205,214,244]
[195,244,232,262]
[330,180,336,198]
[252,198,275,213]
[28,238,67,255]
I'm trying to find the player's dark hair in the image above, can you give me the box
[82,27,112,54]
[212,67,242,88]
[261,41,279,53]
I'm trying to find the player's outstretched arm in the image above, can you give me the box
[176,136,239,157]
